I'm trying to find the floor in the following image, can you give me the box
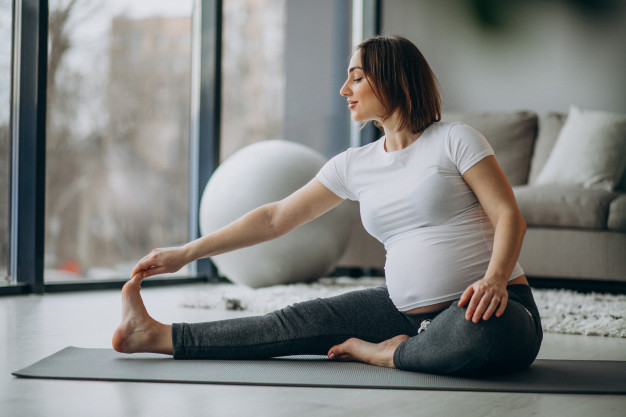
[1,283,625,417]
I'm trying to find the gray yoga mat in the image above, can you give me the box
[13,346,626,394]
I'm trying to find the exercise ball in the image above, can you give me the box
[199,140,356,288]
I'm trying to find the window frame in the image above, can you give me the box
[350,0,381,147]
[8,0,47,294]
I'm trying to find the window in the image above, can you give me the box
[45,0,194,281]
[0,0,363,294]
[0,0,11,285]
[221,0,351,161]
[221,0,285,161]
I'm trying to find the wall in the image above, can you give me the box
[382,0,626,114]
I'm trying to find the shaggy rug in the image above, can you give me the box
[182,277,626,338]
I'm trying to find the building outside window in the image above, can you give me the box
[45,0,193,281]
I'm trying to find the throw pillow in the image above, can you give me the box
[535,106,626,191]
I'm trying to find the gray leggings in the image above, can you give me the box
[172,284,542,375]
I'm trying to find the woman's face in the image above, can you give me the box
[340,50,386,123]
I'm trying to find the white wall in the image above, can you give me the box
[383,0,626,114]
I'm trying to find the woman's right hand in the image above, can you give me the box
[130,246,191,282]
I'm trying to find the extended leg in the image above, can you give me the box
[172,286,416,359]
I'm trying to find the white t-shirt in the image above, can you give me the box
[316,122,524,311]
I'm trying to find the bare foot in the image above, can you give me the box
[112,277,173,355]
[327,335,410,368]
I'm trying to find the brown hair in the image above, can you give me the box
[357,35,441,133]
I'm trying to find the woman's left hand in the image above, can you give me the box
[458,277,508,323]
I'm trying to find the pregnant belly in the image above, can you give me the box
[384,228,492,311]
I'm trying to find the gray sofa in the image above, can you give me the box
[336,110,626,287]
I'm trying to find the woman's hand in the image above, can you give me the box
[130,246,191,282]
[458,276,508,323]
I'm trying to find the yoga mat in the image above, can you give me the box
[13,347,626,394]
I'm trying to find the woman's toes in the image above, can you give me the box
[328,335,410,368]
[328,338,358,359]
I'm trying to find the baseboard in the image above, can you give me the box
[329,267,384,278]
[0,283,31,296]
[527,277,626,294]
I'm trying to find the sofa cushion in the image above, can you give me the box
[442,111,537,186]
[608,194,626,232]
[535,106,626,191]
[528,112,566,184]
[513,184,618,230]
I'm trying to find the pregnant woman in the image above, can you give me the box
[113,35,542,375]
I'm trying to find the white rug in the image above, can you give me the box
[182,277,626,338]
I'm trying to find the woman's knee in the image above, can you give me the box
[395,302,541,374]
[453,301,541,371]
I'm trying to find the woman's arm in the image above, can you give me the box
[457,155,527,323]
[130,179,344,279]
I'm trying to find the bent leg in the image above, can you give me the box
[173,287,416,359]
[393,285,543,374]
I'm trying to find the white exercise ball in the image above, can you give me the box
[199,140,356,288]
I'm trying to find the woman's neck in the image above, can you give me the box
[382,124,423,152]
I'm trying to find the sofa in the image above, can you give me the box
[335,107,626,288]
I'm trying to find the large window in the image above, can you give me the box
[221,0,285,161]
[0,0,362,293]
[0,0,11,285]
[221,0,351,161]
[45,0,194,281]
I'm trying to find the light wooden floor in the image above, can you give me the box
[2,283,625,417]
